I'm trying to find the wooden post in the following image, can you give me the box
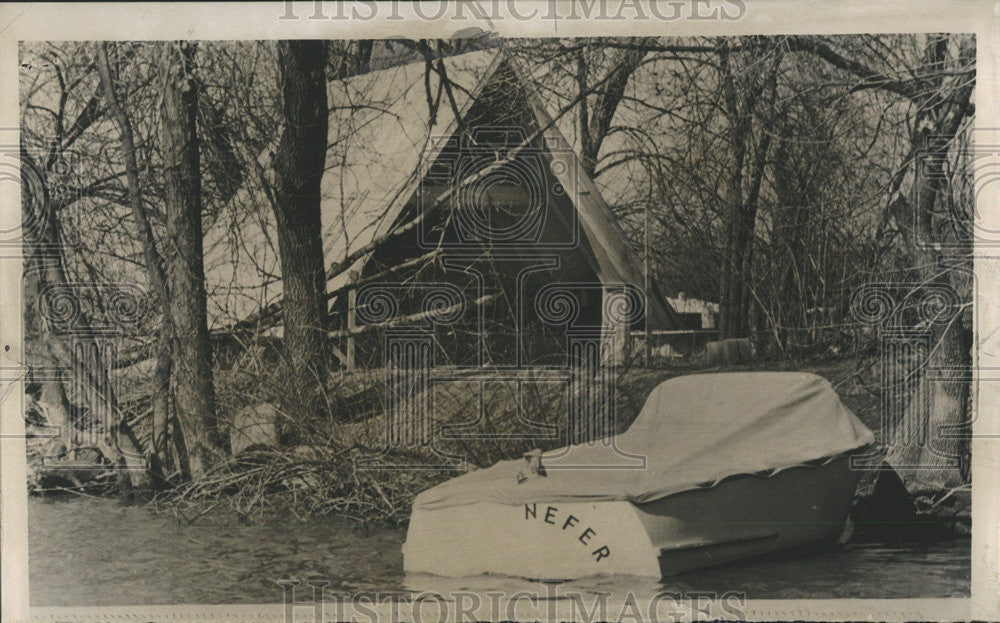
[601,285,629,368]
[643,202,651,367]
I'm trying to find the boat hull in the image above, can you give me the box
[403,456,861,579]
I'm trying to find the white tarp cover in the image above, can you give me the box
[202,51,496,327]
[413,372,875,510]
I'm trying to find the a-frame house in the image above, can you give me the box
[203,48,677,368]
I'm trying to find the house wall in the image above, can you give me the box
[338,78,627,368]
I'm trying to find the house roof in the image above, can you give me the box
[203,48,674,330]
[203,50,495,328]
[320,49,500,290]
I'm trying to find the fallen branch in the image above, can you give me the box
[330,293,498,338]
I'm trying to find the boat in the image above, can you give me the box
[403,372,875,579]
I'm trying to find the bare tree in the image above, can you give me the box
[574,40,651,178]
[881,34,975,491]
[716,37,783,339]
[21,146,148,488]
[270,40,331,420]
[19,42,153,489]
[96,42,176,481]
[159,41,222,477]
[18,37,976,503]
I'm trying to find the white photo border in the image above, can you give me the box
[1,1,997,621]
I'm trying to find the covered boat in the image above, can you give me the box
[403,372,875,579]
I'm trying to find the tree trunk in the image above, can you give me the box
[149,323,174,480]
[21,148,148,488]
[159,41,222,478]
[716,44,746,338]
[96,43,175,482]
[271,40,331,418]
[716,40,780,339]
[882,35,975,492]
[577,42,650,178]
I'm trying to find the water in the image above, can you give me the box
[29,497,970,606]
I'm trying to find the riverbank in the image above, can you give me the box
[29,355,968,534]
[164,355,887,524]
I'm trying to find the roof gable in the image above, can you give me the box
[204,48,675,329]
[321,50,501,270]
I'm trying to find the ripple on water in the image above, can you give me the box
[29,497,970,606]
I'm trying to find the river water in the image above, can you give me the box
[28,497,969,607]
